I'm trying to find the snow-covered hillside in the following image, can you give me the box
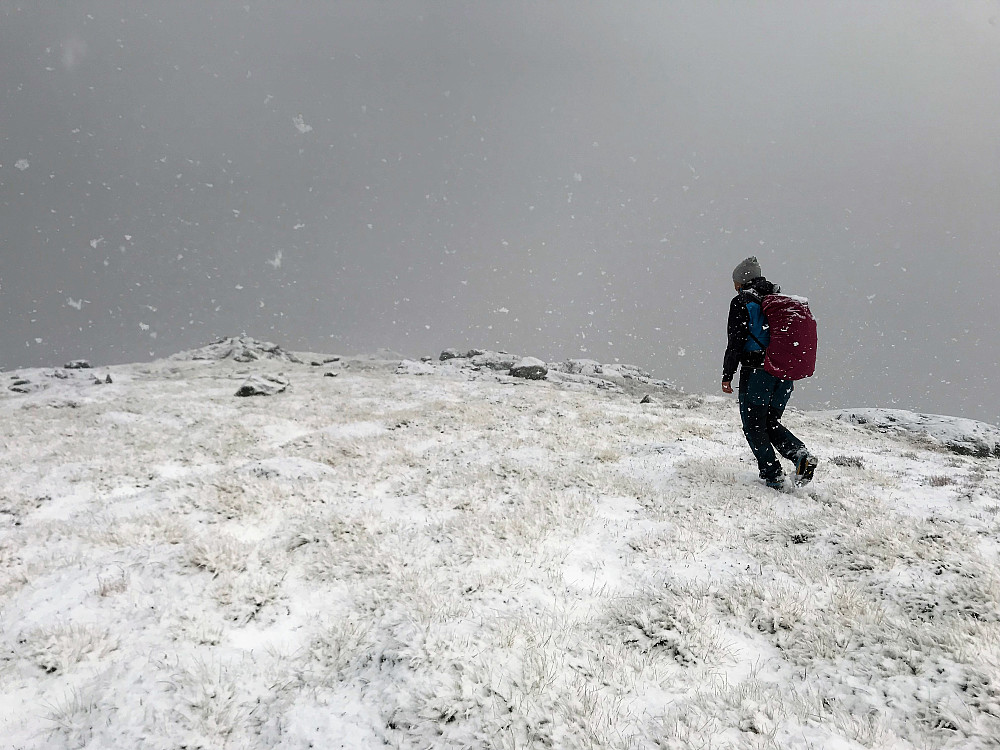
[2,338,999,749]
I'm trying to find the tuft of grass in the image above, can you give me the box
[43,688,104,747]
[96,568,129,597]
[928,475,955,487]
[831,455,865,469]
[185,535,252,575]
[17,623,120,675]
[594,448,621,463]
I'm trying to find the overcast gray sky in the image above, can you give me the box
[2,1,999,424]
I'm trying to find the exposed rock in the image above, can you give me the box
[6,367,121,395]
[640,395,654,404]
[561,359,605,377]
[435,346,680,396]
[64,360,92,369]
[510,357,548,380]
[827,409,1000,459]
[175,336,302,364]
[9,379,40,394]
[440,348,491,362]
[396,359,436,376]
[474,353,517,371]
[235,374,289,397]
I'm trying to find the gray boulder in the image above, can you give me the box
[9,379,40,394]
[471,352,519,371]
[509,357,548,380]
[235,374,289,397]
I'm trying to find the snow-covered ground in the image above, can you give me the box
[2,338,999,749]
[823,408,1000,459]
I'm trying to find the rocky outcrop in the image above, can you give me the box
[396,360,436,376]
[438,350,518,372]
[440,348,488,362]
[235,374,289,397]
[174,336,303,364]
[7,367,113,395]
[430,348,680,397]
[509,357,548,380]
[8,378,42,394]
[828,409,1000,459]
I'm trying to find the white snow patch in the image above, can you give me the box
[826,407,1000,457]
[0,344,998,749]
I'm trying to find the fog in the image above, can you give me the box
[2,1,998,423]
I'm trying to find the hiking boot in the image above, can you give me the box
[765,475,788,491]
[794,452,818,486]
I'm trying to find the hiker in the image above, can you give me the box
[722,257,818,489]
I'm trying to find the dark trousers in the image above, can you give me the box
[738,368,805,481]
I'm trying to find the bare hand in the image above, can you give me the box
[722,380,733,394]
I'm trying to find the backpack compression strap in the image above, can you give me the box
[747,329,767,350]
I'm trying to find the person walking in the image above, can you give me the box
[722,257,818,489]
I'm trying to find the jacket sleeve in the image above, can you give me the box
[722,295,748,382]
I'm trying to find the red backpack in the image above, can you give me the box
[760,294,817,380]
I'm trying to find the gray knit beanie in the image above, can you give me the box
[732,256,762,285]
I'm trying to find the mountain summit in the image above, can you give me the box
[2,342,999,748]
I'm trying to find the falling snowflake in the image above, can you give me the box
[15,159,30,171]
[293,114,313,134]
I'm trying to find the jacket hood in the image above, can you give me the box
[741,277,779,298]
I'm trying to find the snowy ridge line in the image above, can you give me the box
[410,347,682,399]
[1,342,999,748]
[4,335,684,404]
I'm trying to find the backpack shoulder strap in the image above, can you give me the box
[743,294,768,350]
[746,327,767,350]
